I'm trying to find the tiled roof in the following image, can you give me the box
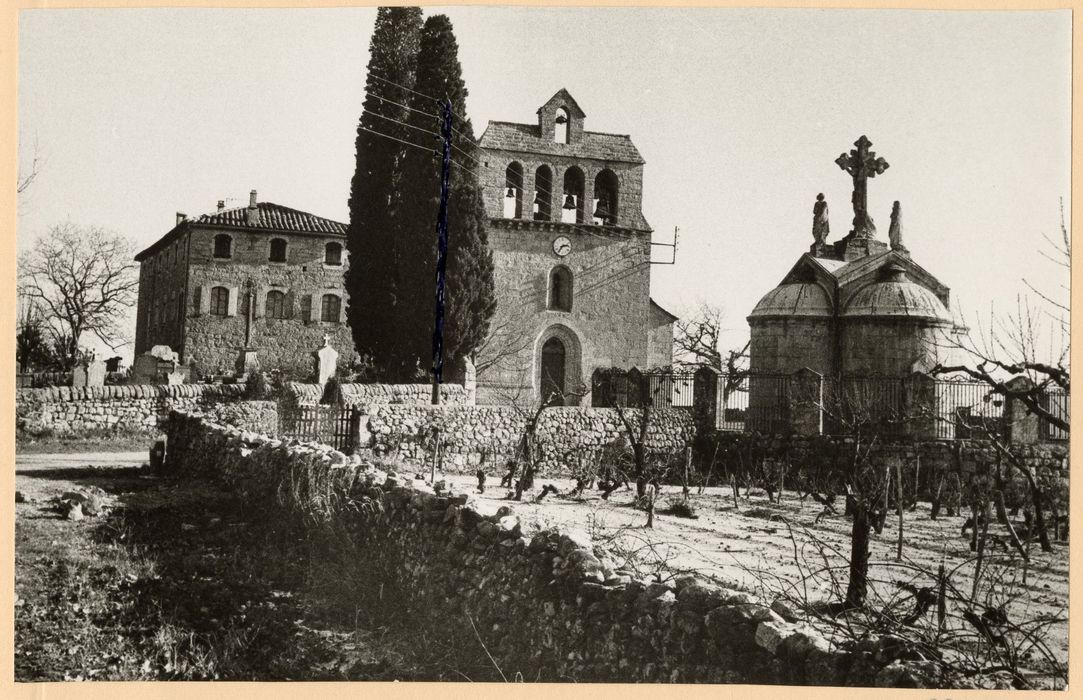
[135,202,347,261]
[193,202,346,235]
[479,121,645,164]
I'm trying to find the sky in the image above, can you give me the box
[17,6,1072,363]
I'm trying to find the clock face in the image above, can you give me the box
[553,236,572,257]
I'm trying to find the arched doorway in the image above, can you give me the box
[540,337,566,405]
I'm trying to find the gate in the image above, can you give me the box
[278,405,360,454]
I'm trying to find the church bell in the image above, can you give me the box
[505,187,516,198]
[593,198,612,223]
[562,194,577,210]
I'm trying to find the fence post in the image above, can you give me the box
[692,366,719,432]
[1002,375,1039,444]
[903,371,938,440]
[789,367,823,436]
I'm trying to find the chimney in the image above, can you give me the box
[217,200,225,212]
[176,212,186,225]
[245,189,260,225]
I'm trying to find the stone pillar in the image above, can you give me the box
[789,367,824,436]
[902,371,938,440]
[1003,375,1039,445]
[582,170,595,225]
[692,366,719,432]
[235,348,259,377]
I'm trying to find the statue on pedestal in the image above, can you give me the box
[812,193,830,246]
[889,200,907,253]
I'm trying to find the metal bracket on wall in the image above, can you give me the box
[650,226,678,265]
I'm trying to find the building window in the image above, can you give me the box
[554,107,569,144]
[269,238,287,262]
[548,266,573,311]
[321,293,341,322]
[213,234,232,259]
[324,242,343,266]
[210,286,230,316]
[265,290,287,319]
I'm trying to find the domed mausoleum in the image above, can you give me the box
[747,136,958,430]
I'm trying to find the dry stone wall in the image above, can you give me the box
[15,384,277,438]
[367,405,695,473]
[162,410,949,687]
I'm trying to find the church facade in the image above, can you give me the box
[476,89,675,406]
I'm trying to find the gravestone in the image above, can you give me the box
[73,363,89,388]
[314,335,338,386]
[86,359,107,387]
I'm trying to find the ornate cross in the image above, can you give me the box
[836,135,889,238]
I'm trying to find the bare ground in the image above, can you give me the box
[437,471,1069,679]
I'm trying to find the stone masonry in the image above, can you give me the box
[476,89,674,405]
[134,191,355,378]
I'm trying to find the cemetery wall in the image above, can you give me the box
[161,410,946,687]
[15,384,277,438]
[365,404,696,473]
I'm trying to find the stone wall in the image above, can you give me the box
[367,404,696,473]
[335,382,468,410]
[15,384,277,438]
[161,410,948,687]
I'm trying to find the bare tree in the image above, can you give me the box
[673,301,750,399]
[18,223,139,370]
[933,202,1069,433]
[17,135,44,200]
[472,315,534,377]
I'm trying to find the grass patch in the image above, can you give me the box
[15,466,448,681]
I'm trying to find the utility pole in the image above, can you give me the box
[431,98,453,406]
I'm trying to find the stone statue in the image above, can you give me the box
[812,193,829,245]
[889,200,905,251]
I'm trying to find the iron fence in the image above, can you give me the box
[592,367,1067,442]
[1040,389,1070,442]
[278,405,360,453]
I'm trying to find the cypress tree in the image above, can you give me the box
[344,6,423,379]
[392,14,496,379]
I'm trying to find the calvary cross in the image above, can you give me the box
[836,135,889,238]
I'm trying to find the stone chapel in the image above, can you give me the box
[748,136,957,383]
[476,89,675,406]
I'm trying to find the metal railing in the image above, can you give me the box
[594,367,1067,443]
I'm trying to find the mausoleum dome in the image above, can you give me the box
[842,265,952,324]
[749,283,832,319]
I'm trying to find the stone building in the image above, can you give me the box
[747,137,957,424]
[134,191,355,377]
[476,89,675,405]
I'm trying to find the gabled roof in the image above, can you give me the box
[650,298,679,323]
[135,202,347,261]
[479,121,645,164]
[537,88,586,118]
